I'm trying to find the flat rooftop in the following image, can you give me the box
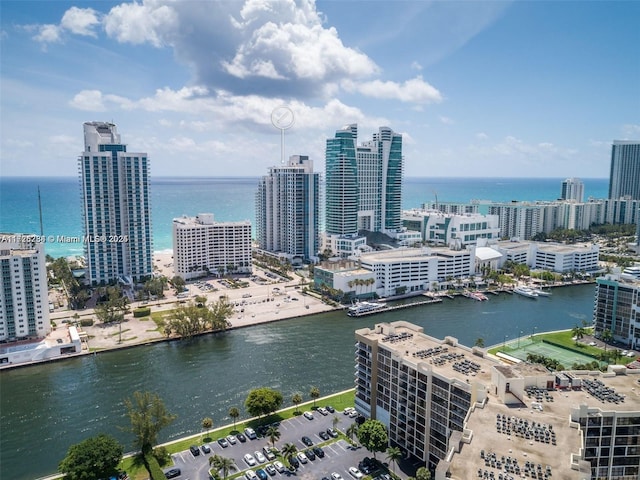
[356,322,497,386]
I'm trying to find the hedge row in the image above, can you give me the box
[134,307,151,317]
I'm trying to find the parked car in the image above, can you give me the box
[189,445,200,456]
[273,461,286,473]
[318,431,330,441]
[289,456,300,469]
[237,432,247,443]
[327,427,339,438]
[326,405,335,413]
[227,434,237,444]
[256,469,268,480]
[296,452,308,464]
[245,470,257,480]
[317,407,328,416]
[164,468,181,479]
[313,446,325,458]
[303,411,314,420]
[265,464,277,476]
[263,446,276,460]
[305,449,316,460]
[201,444,211,454]
[217,438,229,448]
[343,407,355,415]
[254,450,267,463]
[348,467,364,479]
[331,473,343,480]
[245,427,257,439]
[244,453,257,466]
[301,436,314,446]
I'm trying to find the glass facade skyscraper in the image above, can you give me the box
[255,155,320,262]
[325,124,403,237]
[609,140,640,200]
[79,122,153,285]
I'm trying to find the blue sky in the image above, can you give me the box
[1,0,638,178]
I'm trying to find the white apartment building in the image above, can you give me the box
[561,177,585,202]
[402,210,500,248]
[79,122,153,285]
[594,274,640,349]
[358,247,474,297]
[0,235,50,341]
[491,240,599,273]
[173,214,252,280]
[488,202,545,240]
[255,155,320,262]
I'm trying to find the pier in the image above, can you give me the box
[348,298,443,317]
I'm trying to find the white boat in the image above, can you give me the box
[514,286,539,299]
[531,288,551,297]
[347,301,387,316]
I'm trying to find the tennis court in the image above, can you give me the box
[502,337,599,367]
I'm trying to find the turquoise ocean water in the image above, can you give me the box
[0,176,608,258]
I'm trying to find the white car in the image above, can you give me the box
[245,427,257,439]
[317,407,328,416]
[263,446,276,460]
[627,351,636,357]
[244,453,257,466]
[343,407,355,415]
[273,461,286,473]
[227,434,237,444]
[297,452,308,464]
[348,467,364,479]
[245,470,258,480]
[589,341,597,346]
[348,410,358,418]
[303,411,314,420]
[331,473,343,480]
[254,450,267,463]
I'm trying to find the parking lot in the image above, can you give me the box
[166,408,383,480]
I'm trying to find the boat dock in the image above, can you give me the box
[348,298,443,317]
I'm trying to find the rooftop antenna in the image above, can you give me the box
[271,106,295,164]
[434,191,438,210]
[38,186,44,236]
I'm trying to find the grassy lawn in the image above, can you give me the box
[119,389,355,478]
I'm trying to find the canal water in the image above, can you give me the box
[0,284,595,479]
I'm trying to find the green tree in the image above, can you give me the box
[210,455,236,480]
[266,425,281,448]
[122,391,177,455]
[356,419,388,459]
[291,393,303,413]
[386,446,402,473]
[94,286,129,324]
[228,407,240,430]
[170,275,186,294]
[59,434,123,480]
[244,387,283,418]
[332,415,340,430]
[474,338,485,348]
[346,423,359,443]
[602,329,614,350]
[281,442,298,466]
[309,386,320,408]
[202,417,213,439]
[572,324,586,344]
[416,466,432,480]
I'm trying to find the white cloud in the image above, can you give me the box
[69,90,133,111]
[343,76,442,104]
[103,2,177,47]
[439,116,454,125]
[476,132,489,140]
[33,24,62,45]
[61,7,101,37]
[411,61,423,71]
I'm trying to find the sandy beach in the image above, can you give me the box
[49,252,336,352]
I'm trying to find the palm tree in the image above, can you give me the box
[309,386,320,408]
[602,329,614,351]
[572,324,586,344]
[266,425,281,449]
[281,442,298,466]
[291,393,303,413]
[474,338,485,348]
[228,407,240,431]
[386,446,402,473]
[332,415,340,430]
[346,423,359,444]
[202,417,213,440]
[210,455,235,480]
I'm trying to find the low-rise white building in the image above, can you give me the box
[491,240,600,273]
[173,214,252,280]
[402,210,500,248]
[0,234,50,341]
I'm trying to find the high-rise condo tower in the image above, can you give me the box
[609,140,640,200]
[79,122,153,285]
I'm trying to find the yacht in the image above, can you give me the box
[531,288,552,297]
[347,301,388,316]
[514,286,539,299]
